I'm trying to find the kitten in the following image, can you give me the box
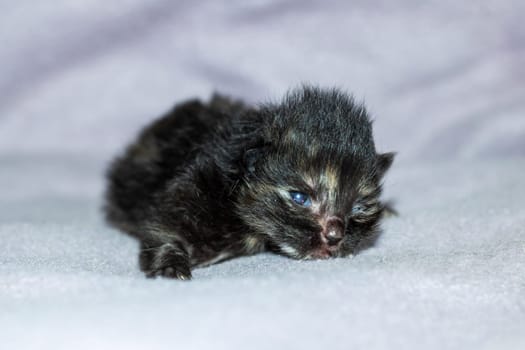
[105,86,394,280]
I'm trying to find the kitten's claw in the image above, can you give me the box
[140,243,192,280]
[145,266,192,280]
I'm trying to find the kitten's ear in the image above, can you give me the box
[243,146,268,174]
[376,152,395,178]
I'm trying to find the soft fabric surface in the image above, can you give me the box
[1,1,524,349]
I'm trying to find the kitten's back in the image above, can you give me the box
[104,95,246,233]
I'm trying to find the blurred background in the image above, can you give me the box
[1,0,524,163]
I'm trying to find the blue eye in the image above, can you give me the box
[289,191,312,207]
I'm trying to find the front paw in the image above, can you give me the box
[139,243,192,280]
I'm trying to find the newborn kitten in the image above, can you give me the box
[105,86,394,280]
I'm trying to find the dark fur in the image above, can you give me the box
[105,86,394,279]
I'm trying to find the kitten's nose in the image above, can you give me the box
[326,232,343,246]
[323,217,344,246]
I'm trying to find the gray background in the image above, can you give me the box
[1,0,524,160]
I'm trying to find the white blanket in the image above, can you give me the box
[1,1,524,349]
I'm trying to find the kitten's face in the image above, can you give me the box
[235,87,393,259]
[236,150,393,259]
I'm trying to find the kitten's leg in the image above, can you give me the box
[139,241,192,280]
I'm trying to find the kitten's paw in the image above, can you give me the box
[139,243,192,280]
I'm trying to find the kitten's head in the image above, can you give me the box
[236,87,394,259]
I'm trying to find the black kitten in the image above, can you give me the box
[105,86,394,280]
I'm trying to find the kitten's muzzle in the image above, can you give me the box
[321,217,344,247]
[326,232,343,246]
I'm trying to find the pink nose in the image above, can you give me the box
[322,217,344,246]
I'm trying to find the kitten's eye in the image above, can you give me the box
[289,191,312,207]
[352,203,365,215]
